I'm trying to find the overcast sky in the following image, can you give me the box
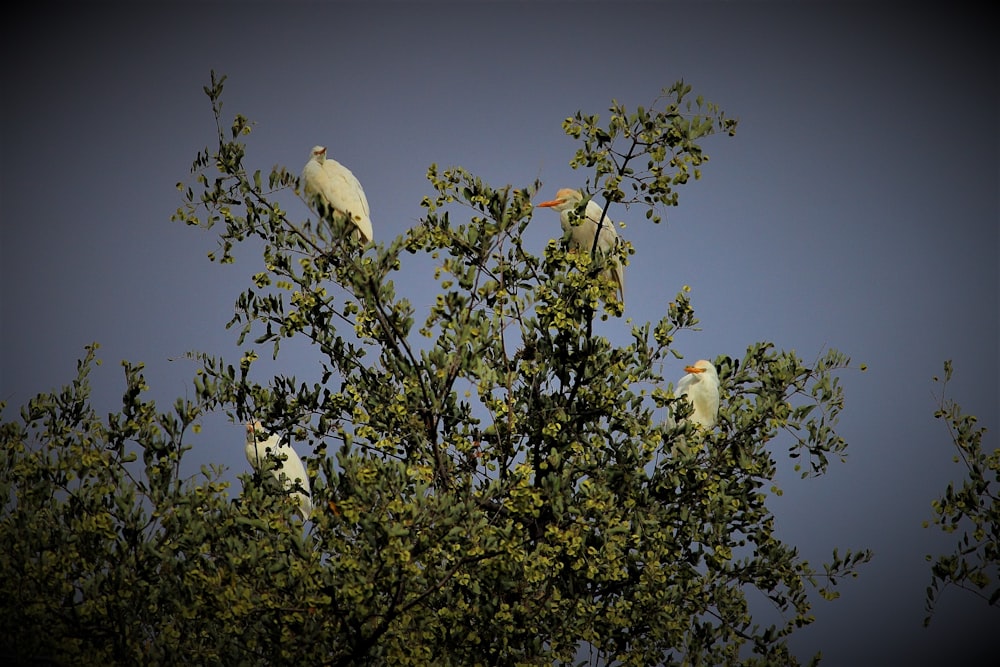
[2,2,997,664]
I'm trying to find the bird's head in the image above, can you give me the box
[245,420,264,441]
[310,145,327,163]
[536,188,584,212]
[684,360,718,378]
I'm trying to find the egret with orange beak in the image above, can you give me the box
[302,145,373,244]
[675,359,720,429]
[536,188,625,303]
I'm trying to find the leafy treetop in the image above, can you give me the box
[0,71,870,666]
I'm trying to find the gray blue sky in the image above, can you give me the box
[2,2,997,664]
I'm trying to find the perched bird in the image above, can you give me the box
[674,360,720,429]
[536,188,625,303]
[244,421,313,519]
[301,145,373,244]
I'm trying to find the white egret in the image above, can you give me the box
[301,145,373,244]
[244,421,313,519]
[536,188,625,303]
[675,360,720,429]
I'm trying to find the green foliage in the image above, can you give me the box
[0,71,871,665]
[923,360,1000,625]
[564,80,737,225]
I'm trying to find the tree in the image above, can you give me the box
[923,360,1000,625]
[0,72,871,666]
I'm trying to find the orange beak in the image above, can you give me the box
[536,198,564,208]
[684,365,704,374]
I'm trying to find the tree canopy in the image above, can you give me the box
[1,72,873,666]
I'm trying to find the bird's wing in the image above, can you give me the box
[246,430,282,470]
[580,201,618,249]
[278,445,312,519]
[676,373,695,398]
[692,387,720,428]
[322,160,370,218]
[301,160,325,203]
[278,445,310,488]
[584,199,608,225]
[245,440,261,468]
[584,200,624,301]
[352,208,374,244]
[322,159,373,242]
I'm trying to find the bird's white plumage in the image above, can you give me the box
[244,421,313,519]
[537,188,625,302]
[675,359,720,429]
[301,145,373,244]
